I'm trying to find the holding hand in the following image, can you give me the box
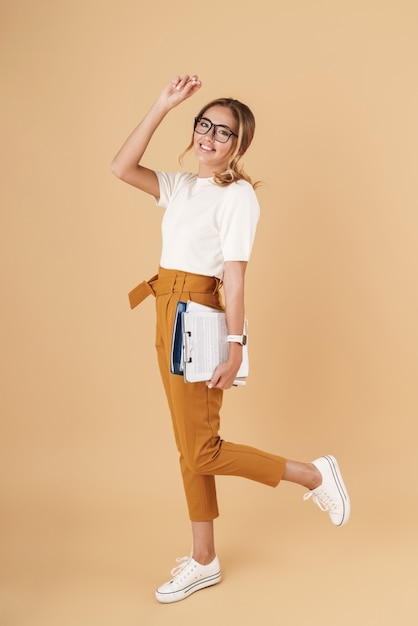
[206,349,243,390]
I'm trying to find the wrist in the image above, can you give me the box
[151,94,173,117]
[227,333,247,346]
[228,342,243,362]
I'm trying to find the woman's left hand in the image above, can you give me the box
[206,352,242,390]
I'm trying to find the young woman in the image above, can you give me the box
[111,74,350,604]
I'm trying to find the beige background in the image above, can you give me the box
[1,0,418,624]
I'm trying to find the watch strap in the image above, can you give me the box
[227,334,247,346]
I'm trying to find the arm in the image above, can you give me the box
[207,260,247,390]
[110,75,202,197]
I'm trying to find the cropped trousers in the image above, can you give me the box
[129,267,286,522]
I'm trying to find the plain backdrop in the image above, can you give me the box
[1,0,417,624]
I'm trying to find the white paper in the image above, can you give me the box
[182,302,248,383]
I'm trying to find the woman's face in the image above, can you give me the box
[193,105,238,177]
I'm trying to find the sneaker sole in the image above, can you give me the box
[323,454,350,526]
[155,571,221,604]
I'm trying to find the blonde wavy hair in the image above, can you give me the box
[180,98,259,189]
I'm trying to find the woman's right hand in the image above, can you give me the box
[157,74,202,110]
[111,74,201,196]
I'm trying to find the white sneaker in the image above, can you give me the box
[155,555,221,603]
[303,455,350,526]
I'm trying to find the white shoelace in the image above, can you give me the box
[303,488,337,512]
[170,556,192,577]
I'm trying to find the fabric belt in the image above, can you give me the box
[128,268,222,310]
[128,274,159,309]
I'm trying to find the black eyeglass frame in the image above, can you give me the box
[194,116,238,143]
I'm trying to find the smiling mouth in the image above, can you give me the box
[199,143,215,152]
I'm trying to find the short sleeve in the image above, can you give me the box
[219,182,260,262]
[155,171,195,207]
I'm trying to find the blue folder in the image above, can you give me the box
[170,301,187,375]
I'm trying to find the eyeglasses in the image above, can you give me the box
[194,117,238,143]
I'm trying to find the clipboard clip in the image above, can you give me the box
[183,331,192,363]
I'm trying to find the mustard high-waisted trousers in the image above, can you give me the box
[130,267,286,522]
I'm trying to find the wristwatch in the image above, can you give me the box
[227,334,247,346]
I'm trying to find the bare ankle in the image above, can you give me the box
[306,463,322,490]
[192,552,216,565]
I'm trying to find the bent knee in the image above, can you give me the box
[183,448,219,475]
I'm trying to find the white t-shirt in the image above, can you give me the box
[156,171,260,279]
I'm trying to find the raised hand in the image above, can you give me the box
[111,74,202,195]
[157,74,202,110]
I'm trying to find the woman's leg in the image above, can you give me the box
[189,461,322,565]
[282,460,322,489]
[191,520,216,565]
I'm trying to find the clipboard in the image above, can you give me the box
[170,301,249,384]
